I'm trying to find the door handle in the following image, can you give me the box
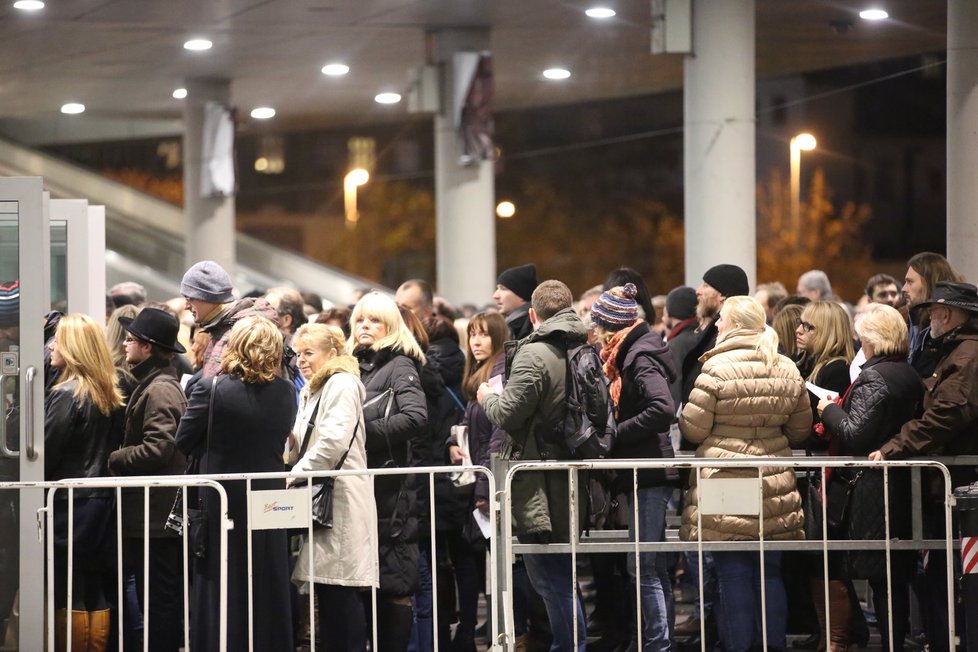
[25,366,37,460]
[0,372,18,458]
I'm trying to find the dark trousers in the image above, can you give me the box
[122,537,184,652]
[315,584,367,652]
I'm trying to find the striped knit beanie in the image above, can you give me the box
[0,280,18,327]
[591,283,639,331]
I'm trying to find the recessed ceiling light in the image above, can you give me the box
[543,68,571,80]
[858,8,888,20]
[172,88,188,99]
[374,92,401,105]
[322,63,350,76]
[183,38,213,51]
[13,0,45,10]
[250,107,276,120]
[585,7,615,18]
[60,103,85,115]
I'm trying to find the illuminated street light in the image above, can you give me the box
[344,168,370,228]
[496,201,516,219]
[790,132,817,234]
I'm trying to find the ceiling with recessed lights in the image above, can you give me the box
[0,0,947,135]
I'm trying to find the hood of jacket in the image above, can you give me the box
[307,354,361,394]
[617,322,677,385]
[427,338,465,388]
[700,328,764,362]
[504,307,588,371]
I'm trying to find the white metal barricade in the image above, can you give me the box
[0,476,230,652]
[497,457,960,652]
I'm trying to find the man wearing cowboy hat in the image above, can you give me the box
[107,307,188,651]
[869,281,978,652]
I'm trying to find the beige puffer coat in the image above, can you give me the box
[679,329,812,541]
[290,355,379,588]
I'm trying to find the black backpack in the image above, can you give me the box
[541,343,617,459]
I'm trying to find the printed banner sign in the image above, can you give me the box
[249,489,311,531]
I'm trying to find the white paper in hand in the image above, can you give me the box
[805,382,838,402]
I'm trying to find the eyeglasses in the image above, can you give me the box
[123,336,142,344]
[798,320,816,333]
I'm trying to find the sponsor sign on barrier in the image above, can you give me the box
[698,476,761,516]
[249,489,310,530]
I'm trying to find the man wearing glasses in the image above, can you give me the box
[108,308,188,652]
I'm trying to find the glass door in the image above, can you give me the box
[0,177,49,651]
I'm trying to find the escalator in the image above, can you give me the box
[0,135,380,304]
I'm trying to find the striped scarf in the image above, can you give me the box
[599,319,642,410]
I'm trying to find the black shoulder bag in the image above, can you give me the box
[291,397,360,529]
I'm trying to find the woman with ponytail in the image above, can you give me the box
[679,296,812,652]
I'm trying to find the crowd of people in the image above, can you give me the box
[5,249,977,652]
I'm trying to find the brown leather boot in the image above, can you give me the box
[86,609,111,652]
[54,608,90,652]
[810,580,851,652]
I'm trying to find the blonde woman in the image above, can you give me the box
[680,296,812,652]
[46,313,125,651]
[289,324,377,651]
[104,304,140,397]
[813,304,923,652]
[175,316,297,651]
[795,301,855,399]
[348,291,427,652]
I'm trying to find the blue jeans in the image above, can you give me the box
[627,486,673,652]
[713,551,787,652]
[522,553,586,652]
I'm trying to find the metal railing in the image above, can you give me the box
[495,456,969,652]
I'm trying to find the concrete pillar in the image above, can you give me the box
[183,77,236,274]
[947,0,978,283]
[683,0,756,289]
[433,29,496,306]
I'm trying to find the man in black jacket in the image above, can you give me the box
[493,263,538,340]
[107,308,188,652]
[679,264,750,407]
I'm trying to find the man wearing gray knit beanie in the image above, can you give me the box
[180,260,277,378]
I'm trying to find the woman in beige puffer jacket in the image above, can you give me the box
[679,295,812,652]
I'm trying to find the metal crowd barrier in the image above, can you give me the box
[1,465,496,652]
[495,456,971,652]
[3,456,972,652]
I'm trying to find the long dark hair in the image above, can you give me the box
[462,312,508,400]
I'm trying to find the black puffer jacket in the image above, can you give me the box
[355,345,428,597]
[609,323,679,487]
[820,355,923,580]
[45,379,124,498]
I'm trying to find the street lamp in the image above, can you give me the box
[344,168,370,229]
[790,133,817,233]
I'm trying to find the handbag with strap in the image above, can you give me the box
[290,395,360,529]
[165,376,218,559]
[362,387,398,467]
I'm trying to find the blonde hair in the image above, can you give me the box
[293,323,345,357]
[799,301,855,381]
[855,304,909,357]
[105,304,139,370]
[220,316,282,384]
[718,296,781,369]
[346,291,426,363]
[53,313,124,415]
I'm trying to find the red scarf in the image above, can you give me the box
[667,317,698,342]
[599,320,642,410]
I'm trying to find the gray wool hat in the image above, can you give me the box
[181,260,234,304]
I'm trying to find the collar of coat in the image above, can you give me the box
[307,354,361,394]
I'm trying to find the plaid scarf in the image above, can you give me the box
[599,319,642,410]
